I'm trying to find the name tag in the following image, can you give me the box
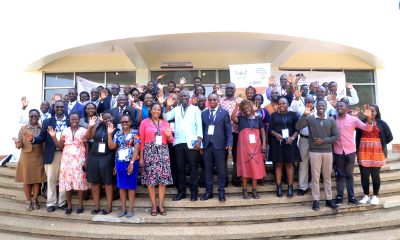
[155,135,162,145]
[208,125,215,135]
[56,132,62,141]
[282,129,289,139]
[249,134,256,144]
[118,148,129,160]
[98,143,106,153]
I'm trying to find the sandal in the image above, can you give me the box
[101,209,112,215]
[150,207,158,216]
[32,201,40,210]
[91,208,101,215]
[158,207,167,216]
[25,201,33,211]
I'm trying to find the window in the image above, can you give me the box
[344,70,375,106]
[106,71,136,86]
[43,71,136,101]
[43,73,74,102]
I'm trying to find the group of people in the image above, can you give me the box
[13,73,393,216]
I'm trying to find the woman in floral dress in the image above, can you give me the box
[139,103,174,216]
[48,112,88,215]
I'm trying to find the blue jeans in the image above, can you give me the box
[334,152,356,199]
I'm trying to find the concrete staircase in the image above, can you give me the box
[0,153,399,239]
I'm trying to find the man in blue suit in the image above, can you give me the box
[28,101,69,212]
[110,94,139,130]
[65,89,84,118]
[200,93,233,202]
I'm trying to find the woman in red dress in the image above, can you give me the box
[232,100,267,199]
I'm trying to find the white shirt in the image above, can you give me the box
[164,104,203,146]
[68,101,77,114]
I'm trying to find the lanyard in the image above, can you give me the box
[71,127,79,141]
[181,105,188,119]
[100,127,106,143]
[151,119,161,135]
[281,114,288,129]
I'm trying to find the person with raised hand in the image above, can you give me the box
[26,100,68,213]
[85,112,116,215]
[47,112,88,215]
[107,114,140,218]
[232,100,267,199]
[333,100,373,206]
[14,109,46,211]
[356,104,393,205]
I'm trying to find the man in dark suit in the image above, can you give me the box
[110,94,139,130]
[28,101,69,212]
[65,89,84,118]
[200,93,233,202]
[97,84,120,114]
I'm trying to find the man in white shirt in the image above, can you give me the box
[164,89,203,201]
[327,81,359,107]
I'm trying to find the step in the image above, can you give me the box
[301,227,400,240]
[1,169,400,196]
[2,181,400,209]
[2,196,398,225]
[1,207,400,239]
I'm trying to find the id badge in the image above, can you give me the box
[155,135,162,145]
[98,143,106,153]
[282,129,289,139]
[118,149,128,160]
[208,125,215,135]
[56,132,62,141]
[249,134,256,144]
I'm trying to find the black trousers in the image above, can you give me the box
[334,152,356,199]
[359,166,381,196]
[225,132,238,182]
[168,143,177,186]
[204,143,226,194]
[174,143,199,195]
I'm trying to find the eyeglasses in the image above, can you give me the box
[55,106,64,108]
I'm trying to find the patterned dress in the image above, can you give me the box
[357,124,385,167]
[139,118,174,186]
[59,127,88,191]
[113,129,140,190]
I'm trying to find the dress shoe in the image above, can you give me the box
[326,200,339,209]
[190,195,198,201]
[59,203,68,210]
[76,207,84,214]
[200,193,214,201]
[334,196,343,205]
[312,200,320,211]
[224,182,228,188]
[276,184,283,198]
[287,184,294,198]
[173,193,186,201]
[47,206,56,212]
[297,189,308,196]
[348,198,358,205]
[218,193,226,202]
